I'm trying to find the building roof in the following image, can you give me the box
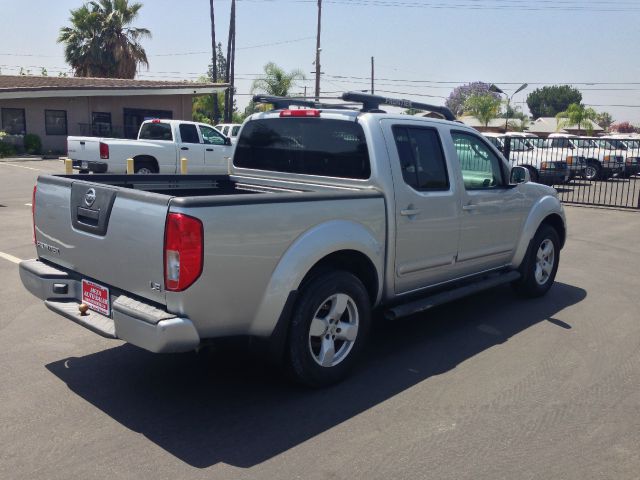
[0,75,228,99]
[458,115,526,130]
[528,117,603,134]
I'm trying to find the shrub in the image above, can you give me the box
[24,134,42,155]
[0,140,16,158]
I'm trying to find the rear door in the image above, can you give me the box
[34,176,170,305]
[199,124,234,174]
[177,123,205,173]
[381,120,461,294]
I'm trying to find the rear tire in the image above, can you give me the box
[512,224,560,298]
[286,271,370,387]
[134,159,158,174]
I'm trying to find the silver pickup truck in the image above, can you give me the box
[20,93,566,387]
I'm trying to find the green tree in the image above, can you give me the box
[595,111,614,131]
[464,94,502,127]
[58,0,150,79]
[556,103,598,135]
[250,62,306,97]
[526,85,582,119]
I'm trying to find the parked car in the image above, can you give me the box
[21,93,566,387]
[214,123,242,144]
[482,132,571,185]
[67,119,234,174]
[546,134,624,181]
[596,137,640,178]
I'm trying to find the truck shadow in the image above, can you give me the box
[46,282,585,469]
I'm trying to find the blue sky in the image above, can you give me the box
[1,0,639,122]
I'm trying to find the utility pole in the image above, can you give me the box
[229,0,236,122]
[209,0,219,124]
[314,0,322,101]
[224,0,236,123]
[370,56,374,95]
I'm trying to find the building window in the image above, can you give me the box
[45,110,68,136]
[91,112,112,136]
[1,108,26,135]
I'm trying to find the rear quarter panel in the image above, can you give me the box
[166,195,386,338]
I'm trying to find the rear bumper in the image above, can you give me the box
[19,259,200,353]
[72,159,108,173]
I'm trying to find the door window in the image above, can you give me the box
[179,124,200,144]
[392,126,449,190]
[451,131,505,190]
[200,125,226,145]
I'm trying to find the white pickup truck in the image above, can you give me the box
[67,119,234,174]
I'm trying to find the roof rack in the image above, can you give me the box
[341,91,456,121]
[251,91,456,121]
[251,95,355,110]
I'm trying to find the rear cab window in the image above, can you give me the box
[234,117,371,179]
[139,122,173,141]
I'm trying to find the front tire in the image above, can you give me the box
[286,271,370,387]
[512,224,560,298]
[584,161,602,181]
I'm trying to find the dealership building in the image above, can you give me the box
[0,75,227,153]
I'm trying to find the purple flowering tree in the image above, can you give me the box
[445,82,501,117]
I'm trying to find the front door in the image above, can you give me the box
[199,125,234,174]
[449,131,524,275]
[382,120,461,294]
[177,123,205,173]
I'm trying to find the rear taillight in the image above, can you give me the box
[280,109,320,117]
[32,185,37,244]
[99,142,109,159]
[164,213,203,291]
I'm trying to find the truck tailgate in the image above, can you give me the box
[67,136,100,162]
[34,175,169,305]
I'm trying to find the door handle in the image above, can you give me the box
[206,148,214,152]
[181,147,189,151]
[463,203,479,211]
[400,208,421,216]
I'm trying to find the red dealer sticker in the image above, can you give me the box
[81,279,110,316]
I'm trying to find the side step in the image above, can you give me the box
[385,270,521,321]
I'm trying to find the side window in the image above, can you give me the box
[392,126,449,191]
[231,126,240,137]
[200,125,225,145]
[451,131,505,190]
[179,124,200,144]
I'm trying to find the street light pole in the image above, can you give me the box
[503,83,528,132]
[314,0,322,101]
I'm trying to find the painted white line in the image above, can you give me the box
[0,162,41,171]
[25,203,32,207]
[0,251,22,264]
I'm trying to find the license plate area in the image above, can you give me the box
[82,279,110,316]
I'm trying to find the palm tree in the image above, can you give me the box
[58,0,150,79]
[464,94,502,127]
[556,103,598,135]
[250,62,306,97]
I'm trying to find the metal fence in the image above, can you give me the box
[500,136,640,209]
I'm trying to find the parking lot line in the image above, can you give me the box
[0,162,42,171]
[0,251,22,264]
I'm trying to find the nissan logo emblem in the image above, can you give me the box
[84,188,96,207]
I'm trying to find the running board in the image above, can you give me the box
[385,270,521,321]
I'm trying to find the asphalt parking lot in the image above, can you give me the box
[1,159,639,480]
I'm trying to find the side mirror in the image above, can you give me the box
[510,165,530,184]
[224,137,232,146]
